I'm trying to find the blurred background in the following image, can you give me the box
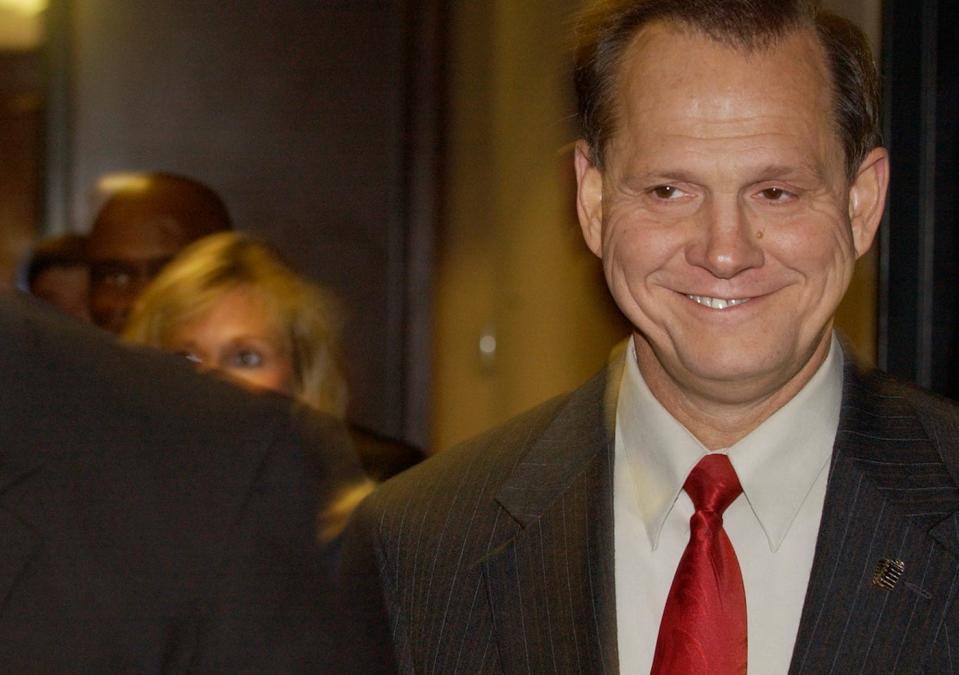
[0,0,955,451]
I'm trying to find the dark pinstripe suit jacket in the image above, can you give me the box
[342,353,959,674]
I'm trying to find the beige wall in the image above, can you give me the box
[825,0,882,364]
[434,0,883,450]
[434,1,627,449]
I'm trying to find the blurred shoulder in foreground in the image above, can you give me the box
[0,289,362,672]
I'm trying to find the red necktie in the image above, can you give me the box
[650,453,747,675]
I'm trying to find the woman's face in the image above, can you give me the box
[165,285,296,397]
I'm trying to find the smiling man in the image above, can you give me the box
[342,1,959,673]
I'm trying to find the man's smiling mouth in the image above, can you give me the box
[686,294,751,310]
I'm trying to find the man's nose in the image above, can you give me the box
[684,197,765,278]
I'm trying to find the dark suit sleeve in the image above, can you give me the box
[190,414,349,674]
[338,495,401,674]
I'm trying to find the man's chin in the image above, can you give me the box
[674,352,797,402]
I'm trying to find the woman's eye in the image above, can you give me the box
[232,350,263,368]
[176,351,202,365]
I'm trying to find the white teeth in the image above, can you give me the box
[687,295,750,310]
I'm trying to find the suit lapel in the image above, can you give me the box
[483,366,621,674]
[790,362,959,673]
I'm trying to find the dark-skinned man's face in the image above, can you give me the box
[86,216,196,334]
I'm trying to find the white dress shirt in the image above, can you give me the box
[614,335,844,674]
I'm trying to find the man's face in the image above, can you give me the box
[87,217,195,333]
[575,24,887,407]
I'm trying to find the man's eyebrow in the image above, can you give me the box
[622,169,701,185]
[621,162,826,186]
[88,260,136,272]
[749,163,824,180]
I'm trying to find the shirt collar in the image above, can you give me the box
[616,334,843,552]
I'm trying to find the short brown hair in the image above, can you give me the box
[574,0,881,179]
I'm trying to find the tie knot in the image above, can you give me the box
[684,454,742,515]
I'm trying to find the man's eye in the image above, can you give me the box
[231,350,263,368]
[92,268,132,289]
[759,187,794,202]
[105,271,132,288]
[650,185,684,200]
[176,351,202,365]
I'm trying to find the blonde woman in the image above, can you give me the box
[125,232,422,538]
[125,232,347,417]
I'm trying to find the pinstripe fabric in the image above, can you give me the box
[342,370,617,674]
[790,361,959,674]
[342,351,959,674]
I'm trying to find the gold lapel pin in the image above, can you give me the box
[872,558,905,591]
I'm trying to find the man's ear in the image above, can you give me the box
[574,139,604,258]
[848,146,889,259]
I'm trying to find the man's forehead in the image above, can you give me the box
[608,22,835,155]
[619,21,827,98]
[87,215,195,260]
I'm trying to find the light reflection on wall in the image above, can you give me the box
[0,0,47,51]
[0,0,46,286]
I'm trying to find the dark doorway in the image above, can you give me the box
[881,0,959,400]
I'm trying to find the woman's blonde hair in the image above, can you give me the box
[124,232,348,417]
